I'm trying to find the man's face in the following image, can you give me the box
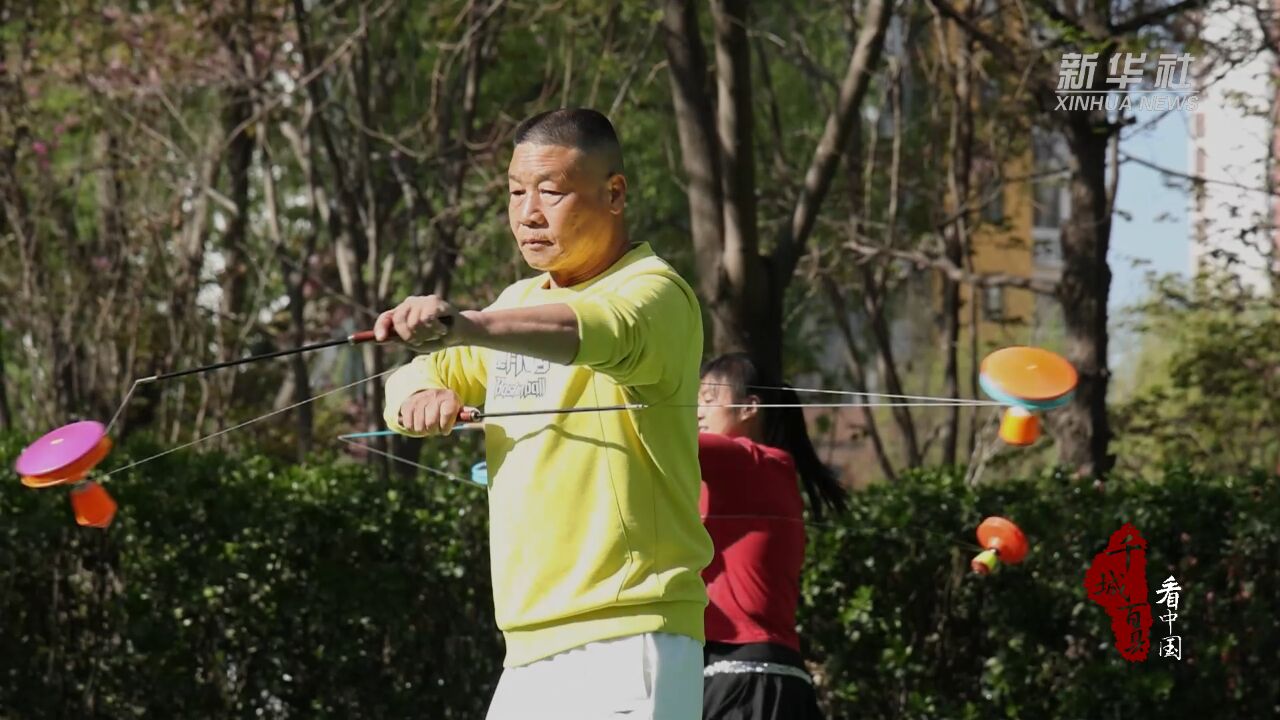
[507,143,624,281]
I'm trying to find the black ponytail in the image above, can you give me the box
[701,353,850,520]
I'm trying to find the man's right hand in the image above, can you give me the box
[398,388,463,435]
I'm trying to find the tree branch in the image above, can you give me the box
[820,274,900,482]
[775,0,892,282]
[226,0,398,156]
[1110,0,1207,35]
[292,0,365,250]
[1122,152,1280,197]
[844,238,1060,294]
[753,33,790,174]
[927,0,1015,65]
[1026,0,1088,38]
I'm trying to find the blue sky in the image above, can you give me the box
[1108,107,1191,369]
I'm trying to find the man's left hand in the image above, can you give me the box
[374,295,477,351]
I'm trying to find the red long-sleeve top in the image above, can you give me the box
[698,432,805,652]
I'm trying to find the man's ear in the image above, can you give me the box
[607,173,627,214]
[738,393,762,421]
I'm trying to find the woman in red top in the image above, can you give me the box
[697,353,849,720]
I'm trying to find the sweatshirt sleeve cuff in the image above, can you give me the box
[383,360,447,437]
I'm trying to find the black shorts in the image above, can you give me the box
[703,642,825,720]
[703,671,824,720]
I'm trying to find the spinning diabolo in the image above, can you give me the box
[978,346,1077,446]
[12,329,385,529]
[970,516,1029,575]
[15,421,117,527]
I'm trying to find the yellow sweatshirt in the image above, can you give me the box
[383,243,713,667]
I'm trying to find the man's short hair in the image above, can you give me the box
[514,108,624,175]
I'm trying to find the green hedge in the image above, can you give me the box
[2,432,1276,719]
[801,468,1279,719]
[0,433,498,718]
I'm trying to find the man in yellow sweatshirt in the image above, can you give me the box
[375,108,712,719]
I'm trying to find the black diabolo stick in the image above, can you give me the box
[137,331,379,385]
[137,316,457,385]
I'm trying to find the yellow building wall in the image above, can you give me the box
[962,150,1038,350]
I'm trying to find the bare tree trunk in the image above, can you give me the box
[939,11,974,466]
[212,0,258,443]
[217,110,254,439]
[428,0,494,300]
[1055,117,1114,475]
[661,0,729,348]
[710,0,773,375]
[940,270,962,462]
[1044,8,1115,476]
[285,254,315,461]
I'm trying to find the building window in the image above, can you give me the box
[983,285,1005,321]
[1030,128,1070,275]
[1032,130,1068,230]
[1033,231,1063,267]
[1033,180,1063,228]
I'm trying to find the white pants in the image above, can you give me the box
[485,633,703,720]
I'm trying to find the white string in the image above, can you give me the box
[354,400,1004,475]
[336,436,483,488]
[682,400,1002,409]
[701,380,994,405]
[702,514,984,550]
[95,366,1000,480]
[97,380,998,482]
[105,379,143,435]
[104,368,398,478]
